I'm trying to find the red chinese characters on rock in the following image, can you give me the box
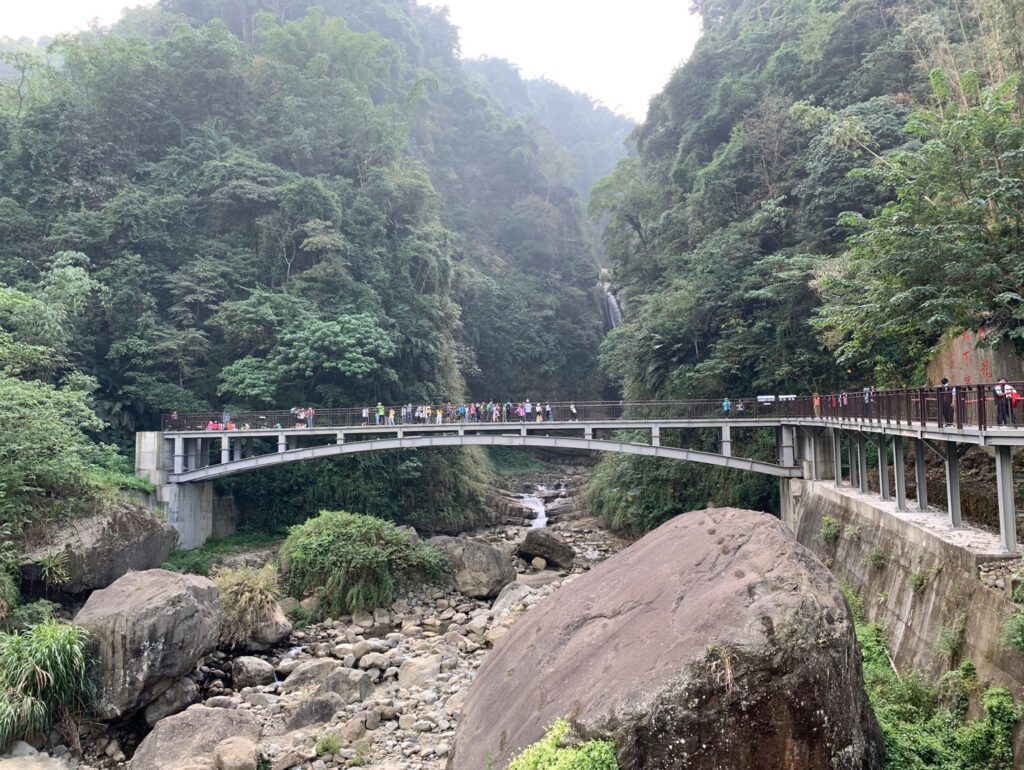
[981,359,993,381]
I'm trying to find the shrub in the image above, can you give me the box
[910,571,926,592]
[507,719,619,770]
[4,600,59,631]
[838,577,865,624]
[315,731,341,757]
[0,573,16,624]
[279,510,451,616]
[0,618,90,748]
[1002,612,1024,654]
[864,548,887,570]
[214,565,281,648]
[936,614,967,666]
[818,515,842,544]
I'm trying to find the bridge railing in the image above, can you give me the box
[160,383,1024,433]
[792,382,1024,430]
[160,398,783,431]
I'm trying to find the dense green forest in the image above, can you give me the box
[588,0,1024,532]
[0,0,631,532]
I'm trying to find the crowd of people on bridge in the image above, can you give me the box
[360,400,578,425]
[169,399,581,432]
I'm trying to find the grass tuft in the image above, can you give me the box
[214,565,282,649]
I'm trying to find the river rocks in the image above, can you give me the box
[449,508,883,770]
[427,536,515,598]
[285,692,344,730]
[247,601,293,650]
[280,659,340,694]
[398,654,442,689]
[232,656,276,688]
[129,705,261,770]
[144,676,199,727]
[74,569,222,719]
[319,668,374,702]
[213,736,259,770]
[517,528,575,568]
[19,504,177,595]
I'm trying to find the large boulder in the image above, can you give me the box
[517,528,575,568]
[232,657,275,688]
[449,508,883,770]
[143,676,199,727]
[20,504,177,594]
[128,705,260,770]
[427,536,515,598]
[74,569,222,719]
[246,600,292,649]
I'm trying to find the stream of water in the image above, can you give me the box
[521,484,548,528]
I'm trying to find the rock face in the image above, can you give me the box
[427,536,515,598]
[128,705,260,770]
[449,508,883,770]
[19,504,177,594]
[517,528,575,569]
[74,569,222,719]
[143,676,199,727]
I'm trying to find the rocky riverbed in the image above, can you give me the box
[0,462,628,770]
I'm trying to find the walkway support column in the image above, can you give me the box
[915,439,928,511]
[944,442,963,529]
[857,434,869,494]
[652,426,661,447]
[832,430,843,487]
[221,436,230,465]
[876,436,890,500]
[720,425,730,457]
[278,434,287,453]
[173,436,184,475]
[995,446,1019,555]
[848,433,859,489]
[810,429,821,481]
[780,426,795,467]
[893,438,907,511]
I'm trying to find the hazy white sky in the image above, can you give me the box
[2,0,703,120]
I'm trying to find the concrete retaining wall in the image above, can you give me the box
[784,480,1024,752]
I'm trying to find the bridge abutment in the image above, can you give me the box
[136,431,214,549]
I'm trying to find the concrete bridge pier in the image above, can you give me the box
[876,436,890,501]
[914,439,929,511]
[995,446,1018,554]
[892,438,908,511]
[720,425,730,457]
[855,434,869,494]
[136,432,213,549]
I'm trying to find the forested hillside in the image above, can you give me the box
[0,0,629,531]
[589,0,1024,531]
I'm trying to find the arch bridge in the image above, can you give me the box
[138,387,1024,552]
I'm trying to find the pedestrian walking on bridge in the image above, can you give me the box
[722,397,731,417]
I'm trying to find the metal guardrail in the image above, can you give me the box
[160,383,1024,433]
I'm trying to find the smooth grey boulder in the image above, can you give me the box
[143,676,199,727]
[246,600,292,649]
[231,656,275,688]
[20,504,177,594]
[318,667,374,703]
[129,705,260,770]
[449,508,883,770]
[517,528,575,569]
[280,659,340,694]
[74,569,222,719]
[285,692,344,730]
[490,582,535,618]
[427,536,515,598]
